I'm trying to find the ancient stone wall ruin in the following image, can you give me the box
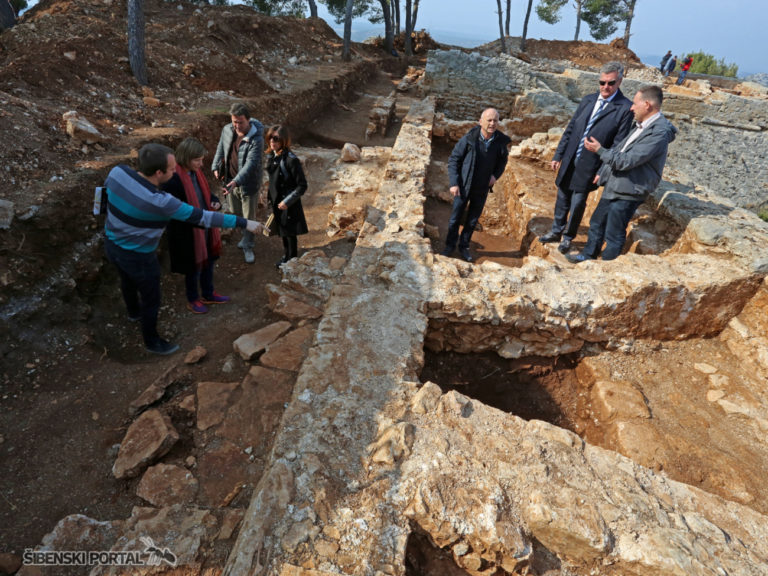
[425,50,768,212]
[224,81,768,573]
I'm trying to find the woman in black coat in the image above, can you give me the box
[264,125,308,268]
[163,137,229,314]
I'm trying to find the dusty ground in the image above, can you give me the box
[3,1,765,573]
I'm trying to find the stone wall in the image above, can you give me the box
[423,49,537,120]
[423,54,768,211]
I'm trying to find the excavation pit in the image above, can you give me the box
[420,351,586,435]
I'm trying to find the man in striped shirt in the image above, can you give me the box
[104,143,263,355]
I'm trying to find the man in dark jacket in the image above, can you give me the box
[567,85,677,263]
[539,62,634,254]
[212,102,264,263]
[442,108,511,263]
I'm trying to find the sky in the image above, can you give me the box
[317,0,766,77]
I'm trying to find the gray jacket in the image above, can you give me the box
[211,118,264,196]
[597,114,677,202]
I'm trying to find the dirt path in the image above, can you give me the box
[0,67,410,557]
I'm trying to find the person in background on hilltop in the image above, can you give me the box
[212,102,264,264]
[104,143,264,355]
[163,137,231,315]
[539,62,634,255]
[659,50,672,72]
[676,55,693,85]
[566,85,677,263]
[264,125,308,269]
[441,107,511,263]
[664,55,677,77]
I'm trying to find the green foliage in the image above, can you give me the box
[535,0,568,25]
[580,0,624,41]
[685,51,739,78]
[247,0,307,17]
[323,0,376,24]
[759,209,768,223]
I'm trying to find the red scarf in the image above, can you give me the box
[175,165,222,267]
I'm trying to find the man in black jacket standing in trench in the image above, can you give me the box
[442,107,511,263]
[539,61,634,254]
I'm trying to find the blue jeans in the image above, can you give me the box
[551,187,589,241]
[444,189,489,250]
[105,238,162,346]
[185,260,215,302]
[676,70,688,85]
[581,196,643,261]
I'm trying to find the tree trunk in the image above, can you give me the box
[378,0,393,54]
[573,0,582,41]
[342,0,354,61]
[622,0,636,47]
[521,0,533,52]
[307,0,317,18]
[127,0,147,86]
[496,0,506,53]
[505,0,511,36]
[0,0,15,30]
[411,0,419,30]
[394,0,400,36]
[404,0,412,56]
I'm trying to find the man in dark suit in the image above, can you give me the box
[567,85,677,263]
[539,62,634,254]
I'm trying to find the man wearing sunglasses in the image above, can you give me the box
[539,62,634,255]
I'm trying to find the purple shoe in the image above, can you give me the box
[201,292,231,305]
[187,300,209,314]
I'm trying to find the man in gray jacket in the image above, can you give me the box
[212,102,264,263]
[567,85,677,262]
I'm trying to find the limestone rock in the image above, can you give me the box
[340,143,361,162]
[142,96,162,107]
[38,514,121,556]
[260,326,315,372]
[0,553,21,574]
[112,409,179,479]
[136,463,198,507]
[62,111,104,144]
[196,381,240,431]
[266,285,323,321]
[233,321,292,361]
[184,345,207,364]
[129,365,186,417]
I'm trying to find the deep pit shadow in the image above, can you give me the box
[420,351,587,433]
[405,526,564,576]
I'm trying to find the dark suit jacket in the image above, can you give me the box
[554,89,634,193]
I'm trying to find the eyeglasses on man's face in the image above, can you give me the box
[599,80,617,86]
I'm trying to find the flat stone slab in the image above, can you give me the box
[112,409,179,480]
[196,381,240,431]
[233,321,292,361]
[136,463,198,507]
[260,326,315,372]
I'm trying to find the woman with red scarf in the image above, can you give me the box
[163,137,230,314]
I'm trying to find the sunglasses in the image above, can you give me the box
[599,80,617,86]
[269,135,281,141]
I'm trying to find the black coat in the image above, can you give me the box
[266,150,308,237]
[448,125,511,198]
[554,89,634,193]
[162,173,220,274]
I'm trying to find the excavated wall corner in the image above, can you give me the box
[224,81,768,575]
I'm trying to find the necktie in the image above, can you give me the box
[575,99,607,160]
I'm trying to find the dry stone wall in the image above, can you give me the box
[423,49,537,120]
[224,94,768,576]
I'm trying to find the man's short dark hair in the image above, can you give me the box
[229,102,250,118]
[638,85,663,109]
[600,61,625,79]
[138,143,174,175]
